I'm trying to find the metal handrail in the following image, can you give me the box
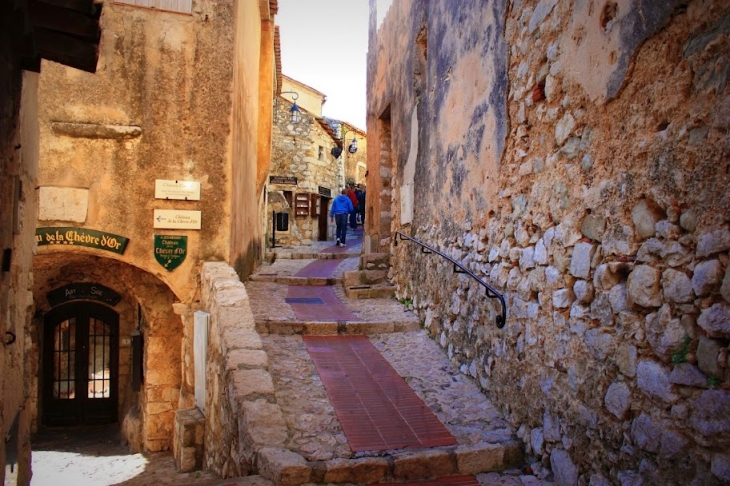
[394,231,507,329]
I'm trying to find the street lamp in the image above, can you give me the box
[279,90,301,124]
[342,129,358,153]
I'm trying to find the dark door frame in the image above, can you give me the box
[42,301,119,426]
[318,196,330,241]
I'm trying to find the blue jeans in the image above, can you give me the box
[349,209,358,229]
[335,213,348,244]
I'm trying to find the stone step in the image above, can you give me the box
[342,269,388,287]
[249,275,342,286]
[344,283,396,299]
[360,252,390,270]
[265,251,354,261]
[255,440,523,486]
[255,318,419,335]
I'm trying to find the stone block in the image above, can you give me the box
[662,268,694,303]
[456,442,519,474]
[697,336,725,379]
[323,457,389,484]
[226,349,269,371]
[223,329,263,351]
[698,303,730,338]
[240,399,288,448]
[631,414,661,453]
[690,390,730,437]
[637,360,678,403]
[692,259,722,297]
[670,363,707,387]
[257,447,311,486]
[550,448,578,486]
[552,288,575,308]
[645,304,685,360]
[345,321,393,334]
[175,407,204,448]
[392,449,455,480]
[605,382,631,419]
[230,369,275,399]
[632,200,665,240]
[627,265,662,308]
[696,227,730,257]
[581,214,606,241]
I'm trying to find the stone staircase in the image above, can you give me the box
[201,253,548,486]
[343,252,396,299]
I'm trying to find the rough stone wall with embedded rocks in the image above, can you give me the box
[368,0,730,484]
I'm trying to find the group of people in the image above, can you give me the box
[329,184,365,247]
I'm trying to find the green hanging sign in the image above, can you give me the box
[154,235,187,271]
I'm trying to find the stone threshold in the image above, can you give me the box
[255,319,421,335]
[256,440,523,486]
[249,275,343,286]
[266,251,356,261]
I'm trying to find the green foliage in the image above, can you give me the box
[708,375,721,388]
[671,335,692,365]
[398,297,413,309]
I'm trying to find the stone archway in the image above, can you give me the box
[32,252,183,452]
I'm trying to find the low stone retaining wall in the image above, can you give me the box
[199,262,288,478]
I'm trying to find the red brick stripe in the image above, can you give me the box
[303,335,457,452]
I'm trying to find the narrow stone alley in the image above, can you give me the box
[30,228,556,486]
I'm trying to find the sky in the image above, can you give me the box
[276,0,369,130]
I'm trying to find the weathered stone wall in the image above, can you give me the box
[369,0,730,484]
[32,0,274,453]
[230,0,272,281]
[268,99,341,245]
[0,35,39,483]
[37,0,239,303]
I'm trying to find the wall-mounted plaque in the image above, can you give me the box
[154,209,201,230]
[270,176,298,185]
[36,227,129,254]
[294,193,310,217]
[155,180,201,200]
[47,283,122,307]
[154,235,187,271]
[318,186,332,198]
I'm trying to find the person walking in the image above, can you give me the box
[347,184,359,229]
[330,189,354,247]
[356,186,365,226]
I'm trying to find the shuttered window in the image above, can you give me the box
[113,0,193,15]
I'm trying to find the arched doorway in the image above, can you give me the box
[42,302,119,426]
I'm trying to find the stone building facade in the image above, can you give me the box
[367,1,730,484]
[29,0,277,456]
[268,77,343,246]
[1,1,103,483]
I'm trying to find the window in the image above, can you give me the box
[318,146,324,160]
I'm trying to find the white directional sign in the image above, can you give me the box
[155,180,201,201]
[154,209,201,230]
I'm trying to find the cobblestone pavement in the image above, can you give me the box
[262,331,516,462]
